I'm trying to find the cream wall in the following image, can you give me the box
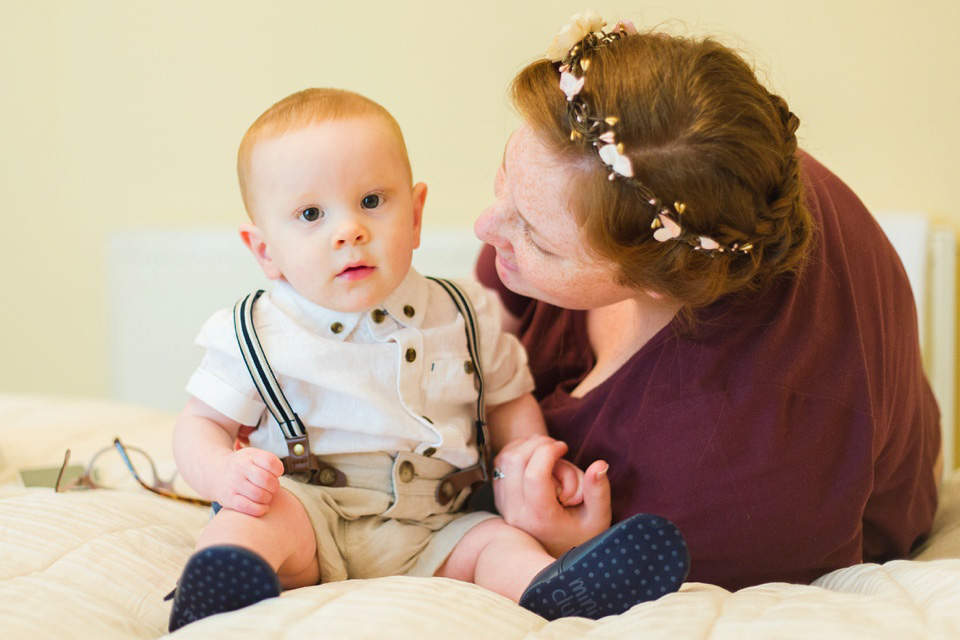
[2,1,959,432]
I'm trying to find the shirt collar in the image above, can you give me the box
[268,269,429,341]
[374,267,428,330]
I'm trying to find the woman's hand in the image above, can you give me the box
[211,447,284,517]
[493,434,612,556]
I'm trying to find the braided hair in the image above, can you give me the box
[512,31,814,309]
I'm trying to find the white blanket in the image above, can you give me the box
[1,394,959,639]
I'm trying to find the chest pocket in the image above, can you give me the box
[423,357,479,405]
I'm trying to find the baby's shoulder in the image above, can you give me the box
[194,289,289,352]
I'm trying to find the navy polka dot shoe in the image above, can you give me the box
[167,545,281,631]
[519,514,689,620]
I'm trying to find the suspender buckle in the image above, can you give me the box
[282,435,347,487]
[435,422,491,505]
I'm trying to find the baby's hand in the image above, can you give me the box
[213,448,284,517]
[553,458,585,507]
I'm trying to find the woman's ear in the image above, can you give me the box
[239,223,283,280]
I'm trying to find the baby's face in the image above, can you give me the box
[245,117,423,312]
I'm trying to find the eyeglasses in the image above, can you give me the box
[55,437,211,507]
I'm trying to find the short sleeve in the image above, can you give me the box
[455,278,534,408]
[185,309,266,426]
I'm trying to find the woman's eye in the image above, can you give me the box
[361,194,381,209]
[521,220,550,256]
[300,207,322,222]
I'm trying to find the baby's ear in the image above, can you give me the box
[239,224,282,280]
[411,182,427,249]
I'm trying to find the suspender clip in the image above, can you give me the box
[282,435,347,487]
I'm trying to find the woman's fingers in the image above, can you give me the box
[496,434,559,463]
[495,436,557,490]
[494,436,558,520]
[522,440,570,503]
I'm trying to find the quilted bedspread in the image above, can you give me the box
[1,394,959,639]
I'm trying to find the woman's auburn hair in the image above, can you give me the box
[511,31,814,309]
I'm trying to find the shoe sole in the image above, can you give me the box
[519,514,688,620]
[168,545,281,631]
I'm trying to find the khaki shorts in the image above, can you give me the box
[279,451,497,583]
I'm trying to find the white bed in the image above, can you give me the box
[0,394,958,639]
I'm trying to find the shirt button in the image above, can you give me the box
[463,360,475,374]
[405,348,417,362]
[398,460,415,483]
[372,309,386,323]
[330,322,343,334]
[403,305,415,318]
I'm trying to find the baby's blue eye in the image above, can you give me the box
[361,194,381,209]
[300,207,322,222]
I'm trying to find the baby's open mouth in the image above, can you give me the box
[338,264,375,280]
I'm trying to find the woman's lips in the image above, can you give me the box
[495,251,518,273]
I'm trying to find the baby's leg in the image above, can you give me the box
[169,487,319,631]
[436,514,689,620]
[196,487,319,588]
[435,518,553,601]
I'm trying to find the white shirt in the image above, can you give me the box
[186,269,534,468]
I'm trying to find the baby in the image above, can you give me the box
[168,88,685,630]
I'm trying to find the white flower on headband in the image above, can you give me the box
[698,236,721,251]
[546,10,605,61]
[598,143,634,178]
[653,214,682,242]
[615,20,639,35]
[559,71,585,100]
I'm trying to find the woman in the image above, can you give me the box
[477,14,941,591]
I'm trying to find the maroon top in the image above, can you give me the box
[477,153,941,591]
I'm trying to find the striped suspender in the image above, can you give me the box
[426,277,489,464]
[233,291,346,485]
[234,291,306,441]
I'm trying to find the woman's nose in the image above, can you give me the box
[474,202,504,247]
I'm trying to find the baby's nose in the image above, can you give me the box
[333,220,369,247]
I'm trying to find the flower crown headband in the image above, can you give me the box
[547,12,753,256]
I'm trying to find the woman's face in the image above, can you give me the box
[474,125,638,310]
